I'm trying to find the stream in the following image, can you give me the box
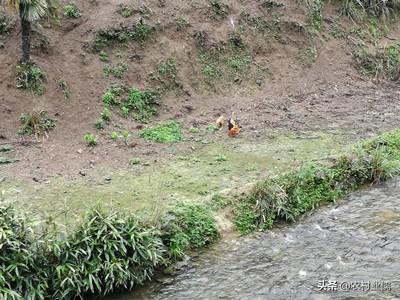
[109,178,400,300]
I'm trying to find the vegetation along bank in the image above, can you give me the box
[2,128,400,299]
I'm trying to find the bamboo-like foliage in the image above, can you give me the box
[47,210,165,299]
[0,203,219,299]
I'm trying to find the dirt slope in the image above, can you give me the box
[0,0,400,181]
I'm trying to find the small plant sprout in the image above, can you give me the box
[84,133,97,146]
[101,107,112,121]
[99,50,109,62]
[129,157,141,165]
[215,154,227,162]
[189,127,200,133]
[95,119,104,130]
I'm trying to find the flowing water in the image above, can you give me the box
[110,179,400,300]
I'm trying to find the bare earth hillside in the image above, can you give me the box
[0,0,399,180]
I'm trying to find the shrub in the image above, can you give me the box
[15,62,46,95]
[47,209,165,299]
[63,3,81,18]
[160,203,219,259]
[18,111,56,137]
[0,206,215,299]
[140,121,182,143]
[0,205,48,299]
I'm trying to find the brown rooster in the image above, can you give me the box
[228,118,240,137]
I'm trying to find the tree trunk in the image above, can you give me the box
[20,7,31,62]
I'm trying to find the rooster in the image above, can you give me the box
[228,117,240,137]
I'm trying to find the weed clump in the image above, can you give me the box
[0,11,15,37]
[197,32,253,82]
[102,84,125,106]
[306,0,324,31]
[209,0,230,19]
[124,88,159,122]
[15,62,46,95]
[119,4,133,18]
[63,3,81,18]
[103,63,128,79]
[83,133,97,146]
[57,79,70,100]
[140,121,182,143]
[92,20,155,51]
[160,203,220,259]
[175,17,191,31]
[18,111,56,137]
[233,130,400,234]
[239,12,281,39]
[101,85,159,122]
[149,58,182,92]
[341,0,400,20]
[355,43,400,81]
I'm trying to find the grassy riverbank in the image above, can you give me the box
[2,129,400,299]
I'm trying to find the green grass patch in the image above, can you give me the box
[140,121,182,143]
[0,157,18,164]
